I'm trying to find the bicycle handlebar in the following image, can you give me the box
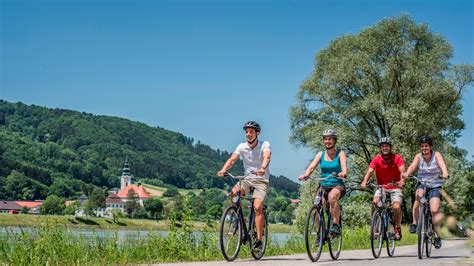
[224,171,257,180]
[369,181,402,189]
[405,175,443,184]
[301,172,344,181]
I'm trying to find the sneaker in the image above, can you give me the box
[329,224,341,236]
[434,237,442,249]
[253,239,263,251]
[395,226,402,241]
[409,223,417,234]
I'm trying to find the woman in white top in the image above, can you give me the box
[404,136,449,249]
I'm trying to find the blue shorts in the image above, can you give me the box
[416,184,442,199]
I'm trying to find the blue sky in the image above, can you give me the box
[1,0,473,181]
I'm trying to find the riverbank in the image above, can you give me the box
[0,221,418,265]
[0,214,295,233]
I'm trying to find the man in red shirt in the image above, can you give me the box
[361,137,405,240]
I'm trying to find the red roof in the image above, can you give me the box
[290,199,301,204]
[14,201,43,208]
[106,193,124,204]
[117,184,151,199]
[0,201,22,211]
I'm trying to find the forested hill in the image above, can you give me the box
[0,100,299,200]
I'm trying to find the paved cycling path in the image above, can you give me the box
[159,239,472,265]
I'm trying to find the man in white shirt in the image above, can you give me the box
[218,121,271,251]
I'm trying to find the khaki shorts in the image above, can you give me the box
[238,178,269,201]
[374,188,403,203]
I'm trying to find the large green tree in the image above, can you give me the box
[40,195,65,215]
[144,198,164,219]
[290,15,473,222]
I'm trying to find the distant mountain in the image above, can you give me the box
[0,100,299,200]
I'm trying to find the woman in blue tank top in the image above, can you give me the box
[299,129,347,236]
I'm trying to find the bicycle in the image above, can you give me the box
[218,172,268,261]
[369,182,399,258]
[406,175,441,259]
[302,173,343,262]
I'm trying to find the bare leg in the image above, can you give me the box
[328,189,342,224]
[430,197,443,235]
[393,202,402,227]
[253,199,265,240]
[412,189,423,225]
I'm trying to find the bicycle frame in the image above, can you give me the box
[373,185,394,239]
[369,182,398,258]
[233,183,254,244]
[407,175,441,259]
[303,173,344,261]
[313,184,334,241]
[225,172,263,244]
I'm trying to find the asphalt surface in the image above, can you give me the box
[158,239,472,265]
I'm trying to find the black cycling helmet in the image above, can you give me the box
[243,121,261,132]
[378,137,392,146]
[419,136,433,145]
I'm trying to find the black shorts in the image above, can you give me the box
[321,185,346,199]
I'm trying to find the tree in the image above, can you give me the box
[40,195,65,215]
[88,187,107,209]
[64,201,80,216]
[132,206,148,219]
[83,200,95,216]
[20,206,29,214]
[144,198,163,219]
[124,188,140,217]
[49,178,75,198]
[291,14,472,171]
[290,15,473,223]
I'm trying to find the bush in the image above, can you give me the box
[342,200,371,228]
[163,187,179,197]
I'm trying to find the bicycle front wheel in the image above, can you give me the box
[417,205,426,259]
[304,206,324,262]
[426,216,433,258]
[370,211,383,258]
[250,211,268,260]
[328,213,342,260]
[386,209,396,257]
[219,206,242,261]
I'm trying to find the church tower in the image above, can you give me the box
[120,158,132,189]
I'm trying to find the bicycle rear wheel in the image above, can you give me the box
[328,213,342,260]
[304,206,324,262]
[250,211,268,260]
[386,209,396,257]
[219,206,242,261]
[417,205,426,259]
[370,211,383,258]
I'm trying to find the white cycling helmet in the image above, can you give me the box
[322,129,337,138]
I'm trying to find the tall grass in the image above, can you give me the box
[0,222,417,265]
